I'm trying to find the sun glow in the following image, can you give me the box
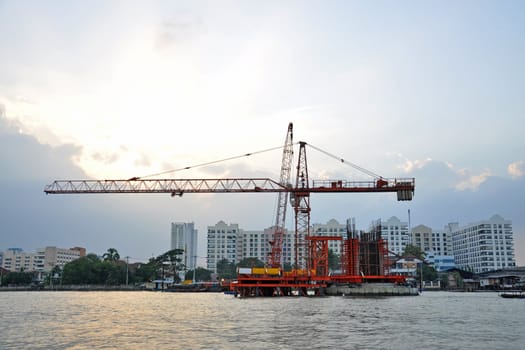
[2,13,298,180]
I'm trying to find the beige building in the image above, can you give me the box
[1,248,36,272]
[411,224,452,256]
[1,246,85,272]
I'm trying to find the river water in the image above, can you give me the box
[0,291,523,349]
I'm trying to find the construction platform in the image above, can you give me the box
[229,269,416,297]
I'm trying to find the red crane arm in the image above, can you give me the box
[44,177,415,199]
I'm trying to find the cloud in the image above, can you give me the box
[455,169,492,191]
[155,15,205,50]
[394,154,494,192]
[398,157,433,173]
[508,160,525,178]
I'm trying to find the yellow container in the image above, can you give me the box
[251,267,281,275]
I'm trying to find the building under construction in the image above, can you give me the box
[44,123,416,297]
[232,219,410,297]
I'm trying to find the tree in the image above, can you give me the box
[46,265,62,286]
[103,248,120,262]
[62,254,101,284]
[328,249,340,271]
[185,267,213,282]
[133,263,157,283]
[422,264,438,282]
[236,257,264,268]
[2,271,35,285]
[402,244,425,259]
[62,253,125,285]
[402,245,438,282]
[143,249,185,284]
[216,258,236,279]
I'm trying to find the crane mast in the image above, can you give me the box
[292,142,310,270]
[268,123,294,268]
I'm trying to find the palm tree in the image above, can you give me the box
[103,248,120,262]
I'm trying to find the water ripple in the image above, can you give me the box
[0,291,524,349]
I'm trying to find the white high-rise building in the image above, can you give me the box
[207,222,295,272]
[238,226,294,267]
[171,222,198,271]
[312,219,347,256]
[451,215,516,273]
[381,216,410,256]
[207,221,239,272]
[238,229,267,262]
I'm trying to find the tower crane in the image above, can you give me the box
[268,122,294,268]
[44,124,415,276]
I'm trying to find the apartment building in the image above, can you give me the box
[207,221,240,272]
[171,222,198,270]
[206,221,294,272]
[380,216,410,256]
[451,215,515,273]
[312,219,347,256]
[1,246,85,272]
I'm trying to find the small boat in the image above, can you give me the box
[499,290,525,299]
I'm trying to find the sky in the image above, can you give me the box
[1,1,524,266]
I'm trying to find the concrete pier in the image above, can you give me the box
[325,283,419,296]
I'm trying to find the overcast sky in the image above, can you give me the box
[1,1,524,265]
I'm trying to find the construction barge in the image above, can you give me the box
[230,221,418,297]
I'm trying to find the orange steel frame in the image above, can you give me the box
[230,234,404,297]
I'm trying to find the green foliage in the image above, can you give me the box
[422,264,438,282]
[133,263,157,283]
[103,248,120,262]
[237,257,265,268]
[45,265,63,286]
[328,249,340,271]
[402,244,425,259]
[151,249,185,283]
[58,248,185,286]
[216,258,236,279]
[62,253,126,285]
[439,273,449,288]
[402,245,438,281]
[2,271,35,285]
[185,267,213,282]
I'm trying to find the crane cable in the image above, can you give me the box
[305,143,383,179]
[132,143,300,180]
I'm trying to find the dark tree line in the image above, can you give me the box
[0,248,218,287]
[60,248,190,285]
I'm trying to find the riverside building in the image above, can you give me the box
[312,219,347,255]
[0,246,85,272]
[411,224,452,256]
[411,224,455,271]
[207,221,240,272]
[206,221,294,272]
[171,222,198,271]
[450,215,516,273]
[380,216,410,256]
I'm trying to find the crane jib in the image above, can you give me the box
[44,178,415,199]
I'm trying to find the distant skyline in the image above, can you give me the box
[0,1,524,265]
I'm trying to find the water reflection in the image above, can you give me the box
[0,291,523,349]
